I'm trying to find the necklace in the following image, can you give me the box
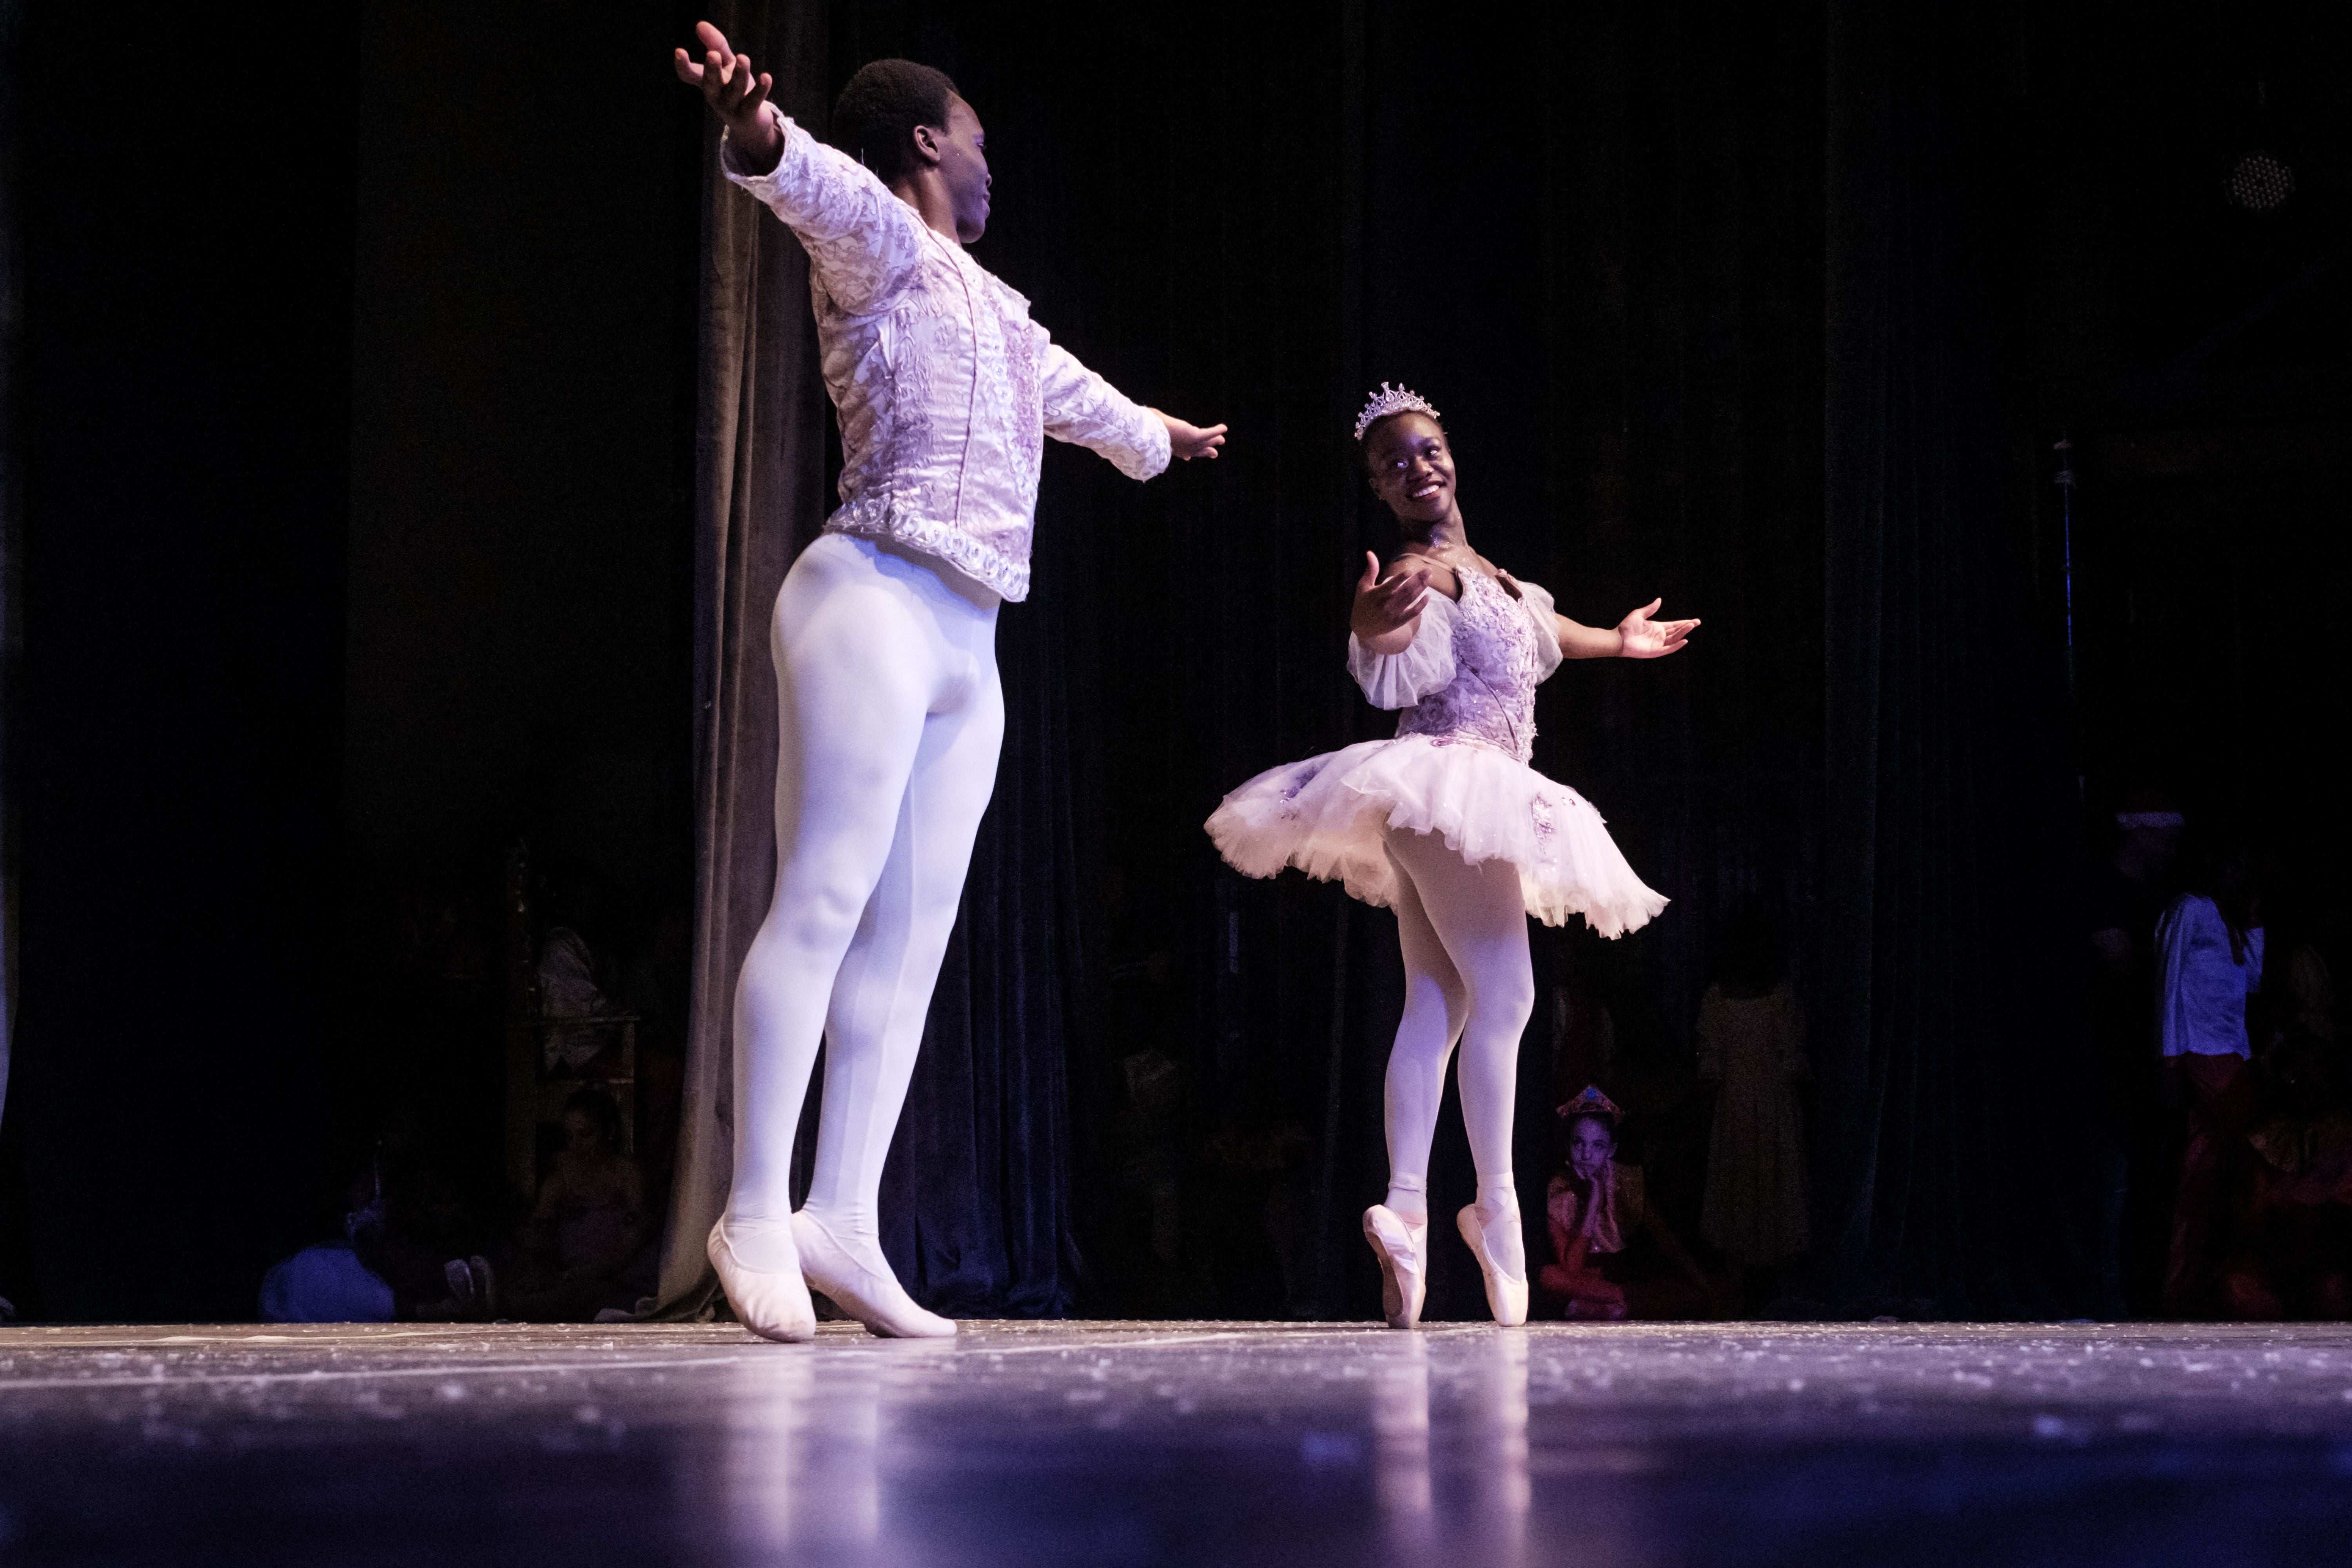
[1403,544,1518,598]
[1403,543,1488,577]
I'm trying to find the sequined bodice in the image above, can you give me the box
[1395,568,1544,763]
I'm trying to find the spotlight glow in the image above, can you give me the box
[2225,151,2296,212]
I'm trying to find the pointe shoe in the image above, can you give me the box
[791,1210,956,1339]
[1363,1205,1430,1330]
[708,1219,818,1343]
[1457,1202,1530,1327]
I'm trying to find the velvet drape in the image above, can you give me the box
[1816,0,2084,1315]
[653,0,833,1318]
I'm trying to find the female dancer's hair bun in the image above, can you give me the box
[1352,382,1441,441]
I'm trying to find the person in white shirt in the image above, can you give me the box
[2155,842,2263,1317]
[676,24,1227,1342]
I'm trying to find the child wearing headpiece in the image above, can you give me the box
[1541,1087,1717,1320]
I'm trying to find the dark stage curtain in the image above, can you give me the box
[1,0,17,1148]
[657,0,1085,1318]
[6,0,354,1319]
[654,0,835,1316]
[1815,0,2085,1316]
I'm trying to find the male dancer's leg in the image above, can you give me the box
[800,653,1005,1268]
[1385,829,1535,1278]
[1382,843,1470,1227]
[725,539,980,1265]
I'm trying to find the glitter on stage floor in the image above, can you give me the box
[6,1320,2352,1565]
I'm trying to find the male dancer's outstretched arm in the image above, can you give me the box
[676,21,1225,461]
[675,22,784,173]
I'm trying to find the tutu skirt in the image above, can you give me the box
[1206,734,1667,937]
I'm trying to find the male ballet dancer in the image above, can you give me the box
[675,23,1226,1340]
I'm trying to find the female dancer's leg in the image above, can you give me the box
[1383,829,1536,1288]
[720,537,1001,1327]
[1380,854,1468,1227]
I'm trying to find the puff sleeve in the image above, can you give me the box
[1515,578,1567,683]
[1347,593,1457,710]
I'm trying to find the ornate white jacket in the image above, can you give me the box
[725,111,1170,601]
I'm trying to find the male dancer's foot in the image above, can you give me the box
[791,1210,956,1338]
[708,1215,818,1343]
[1362,1205,1429,1330]
[1457,1180,1529,1327]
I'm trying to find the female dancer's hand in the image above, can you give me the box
[1614,598,1699,659]
[1157,412,1228,461]
[1351,551,1430,655]
[674,20,784,174]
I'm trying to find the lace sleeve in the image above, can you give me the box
[1515,578,1568,683]
[1038,338,1171,480]
[1347,593,1457,710]
[722,110,929,316]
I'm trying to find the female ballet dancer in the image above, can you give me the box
[1207,385,1693,1327]
[676,25,1227,1341]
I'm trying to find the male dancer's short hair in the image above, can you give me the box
[833,59,961,184]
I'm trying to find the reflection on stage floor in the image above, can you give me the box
[6,1319,2352,1564]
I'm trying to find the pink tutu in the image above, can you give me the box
[1206,733,1667,937]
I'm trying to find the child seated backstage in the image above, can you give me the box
[510,1089,655,1321]
[1537,1087,1720,1320]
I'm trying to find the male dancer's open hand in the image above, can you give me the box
[1159,413,1228,461]
[674,21,784,173]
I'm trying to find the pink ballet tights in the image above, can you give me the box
[1380,829,1534,1281]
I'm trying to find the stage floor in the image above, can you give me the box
[5,1319,2352,1565]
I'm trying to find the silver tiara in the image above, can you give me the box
[1352,382,1441,441]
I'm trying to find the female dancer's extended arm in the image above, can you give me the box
[1555,599,1700,661]
[1349,551,1433,656]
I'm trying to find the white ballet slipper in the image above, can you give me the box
[1457,1201,1530,1327]
[707,1218,817,1344]
[791,1210,956,1339]
[1362,1205,1430,1330]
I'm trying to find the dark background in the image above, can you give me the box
[3,0,2345,1321]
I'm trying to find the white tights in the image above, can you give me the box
[1380,829,1535,1278]
[724,535,1004,1279]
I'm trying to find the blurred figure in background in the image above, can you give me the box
[2256,869,2336,1053]
[2157,831,2263,1318]
[509,1089,653,1321]
[2218,866,2345,1319]
[262,1142,496,1324]
[1695,902,1808,1310]
[2227,1027,2352,1319]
